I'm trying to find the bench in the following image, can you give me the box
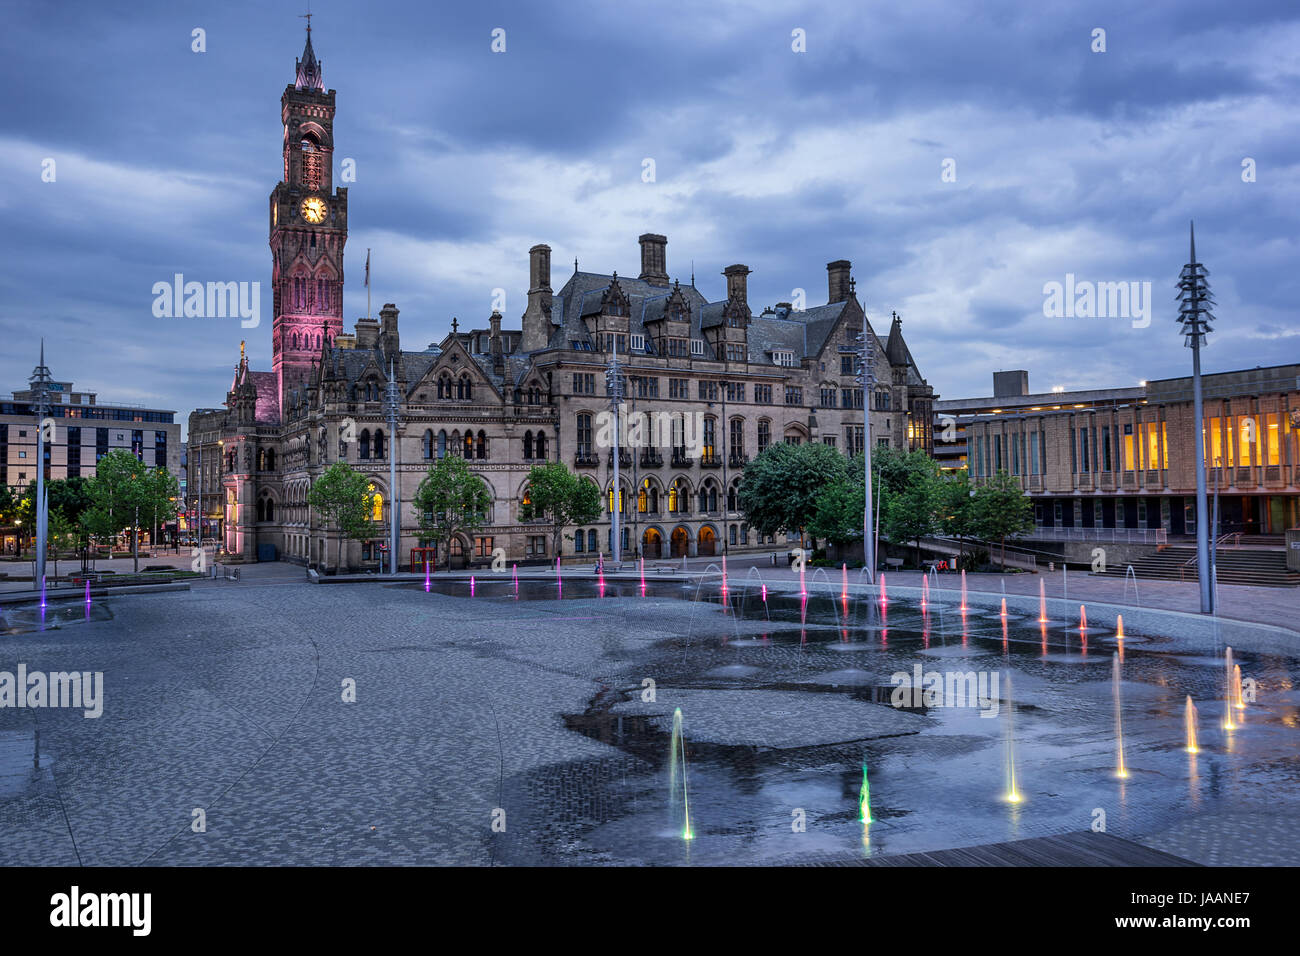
[885,557,904,570]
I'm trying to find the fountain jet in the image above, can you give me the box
[959,569,967,614]
[1038,579,1048,623]
[669,708,693,840]
[1116,614,1125,659]
[1004,672,1022,803]
[1223,647,1237,730]
[1113,652,1129,778]
[921,575,929,614]
[858,761,873,824]
[1232,664,1245,711]
[1185,696,1199,754]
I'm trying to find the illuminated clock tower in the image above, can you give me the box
[270,22,347,414]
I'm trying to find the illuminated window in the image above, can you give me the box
[370,489,383,523]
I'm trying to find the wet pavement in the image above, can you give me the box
[1,572,1297,866]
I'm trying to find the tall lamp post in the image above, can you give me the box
[385,359,400,575]
[606,337,625,563]
[1177,221,1215,614]
[30,342,53,592]
[855,313,876,581]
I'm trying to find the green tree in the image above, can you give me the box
[518,461,602,559]
[413,456,493,571]
[937,469,977,567]
[307,461,376,573]
[809,453,866,550]
[0,484,16,554]
[971,470,1035,570]
[879,461,941,567]
[737,441,848,551]
[85,451,178,572]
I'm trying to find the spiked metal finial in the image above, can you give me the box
[1176,220,1215,349]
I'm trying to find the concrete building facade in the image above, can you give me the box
[964,365,1300,537]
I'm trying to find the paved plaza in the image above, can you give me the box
[1,562,1299,866]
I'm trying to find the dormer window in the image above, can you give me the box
[630,333,645,352]
[772,349,796,367]
[690,339,704,356]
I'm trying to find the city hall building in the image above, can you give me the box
[964,364,1300,538]
[187,31,937,569]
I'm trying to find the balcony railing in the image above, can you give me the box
[1027,527,1168,546]
[574,452,598,468]
[670,451,694,467]
[699,454,722,468]
[639,451,664,468]
[607,450,632,468]
[728,453,749,469]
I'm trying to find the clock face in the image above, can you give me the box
[300,196,328,224]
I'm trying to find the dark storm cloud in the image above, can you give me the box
[0,0,1295,426]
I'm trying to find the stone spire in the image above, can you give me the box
[295,20,325,92]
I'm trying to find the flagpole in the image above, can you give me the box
[365,248,371,320]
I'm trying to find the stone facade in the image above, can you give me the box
[186,34,937,570]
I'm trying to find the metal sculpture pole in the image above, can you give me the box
[1177,222,1215,614]
[606,337,625,563]
[30,341,53,592]
[856,313,876,581]
[386,359,400,575]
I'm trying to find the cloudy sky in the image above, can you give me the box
[1,0,1296,436]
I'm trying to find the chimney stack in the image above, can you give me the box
[638,233,669,286]
[521,243,554,352]
[379,303,400,359]
[827,259,852,304]
[489,311,504,370]
[723,264,751,305]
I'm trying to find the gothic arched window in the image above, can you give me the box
[359,429,371,459]
[423,429,434,460]
[477,430,487,460]
[373,429,385,459]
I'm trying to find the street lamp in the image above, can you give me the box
[606,336,626,563]
[856,312,877,581]
[385,359,400,575]
[1177,221,1215,615]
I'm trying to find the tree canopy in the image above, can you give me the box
[518,461,602,558]
[737,441,848,547]
[308,461,377,572]
[413,455,494,570]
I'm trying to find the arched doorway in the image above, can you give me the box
[643,527,663,559]
[448,534,471,570]
[670,526,690,558]
[698,526,717,557]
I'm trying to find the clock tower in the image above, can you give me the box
[270,23,347,414]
